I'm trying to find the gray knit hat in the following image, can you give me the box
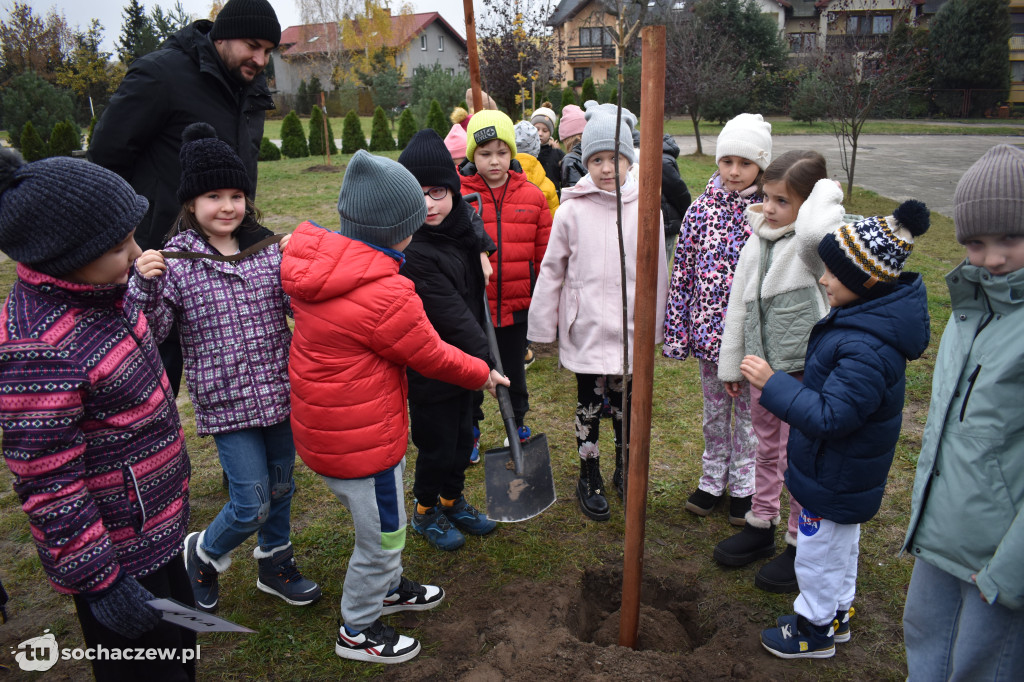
[211,0,281,46]
[530,106,557,137]
[0,149,148,278]
[953,144,1024,244]
[336,150,427,248]
[580,100,637,165]
[514,121,541,158]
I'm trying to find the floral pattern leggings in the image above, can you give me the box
[697,358,757,497]
[575,374,631,460]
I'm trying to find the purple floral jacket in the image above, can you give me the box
[128,226,292,435]
[663,173,761,363]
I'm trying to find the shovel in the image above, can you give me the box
[481,293,557,522]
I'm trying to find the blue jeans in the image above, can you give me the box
[202,419,296,558]
[904,558,1024,681]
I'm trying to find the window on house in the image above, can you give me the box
[420,34,427,50]
[788,32,816,52]
[573,67,591,83]
[1013,61,1024,83]
[872,15,892,34]
[579,27,610,46]
[848,14,893,35]
[438,35,444,51]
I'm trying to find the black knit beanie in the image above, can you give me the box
[398,129,462,194]
[0,149,148,278]
[177,122,253,203]
[210,0,281,47]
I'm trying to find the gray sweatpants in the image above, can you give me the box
[322,458,407,632]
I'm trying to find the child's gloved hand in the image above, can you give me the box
[481,369,510,397]
[740,355,774,390]
[85,574,162,640]
[135,250,167,279]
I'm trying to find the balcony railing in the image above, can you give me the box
[567,44,616,60]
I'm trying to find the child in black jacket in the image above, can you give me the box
[398,129,500,551]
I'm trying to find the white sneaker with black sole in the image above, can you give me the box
[381,576,444,614]
[335,620,420,664]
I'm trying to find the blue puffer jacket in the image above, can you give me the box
[759,273,930,524]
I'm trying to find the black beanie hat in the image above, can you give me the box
[398,129,462,194]
[177,122,253,203]
[210,0,281,47]
[0,149,148,278]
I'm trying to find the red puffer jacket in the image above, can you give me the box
[281,221,490,480]
[461,170,552,327]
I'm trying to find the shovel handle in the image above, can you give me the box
[482,292,525,475]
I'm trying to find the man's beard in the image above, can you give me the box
[229,62,262,85]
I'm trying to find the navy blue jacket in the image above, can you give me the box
[759,273,930,524]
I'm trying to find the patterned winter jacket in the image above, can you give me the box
[0,266,189,595]
[663,173,761,363]
[461,169,552,327]
[282,221,490,480]
[128,225,291,435]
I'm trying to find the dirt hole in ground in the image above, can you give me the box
[568,562,713,653]
[302,164,343,173]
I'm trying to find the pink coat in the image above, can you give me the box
[528,174,668,374]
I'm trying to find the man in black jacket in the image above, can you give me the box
[89,0,280,395]
[89,0,280,253]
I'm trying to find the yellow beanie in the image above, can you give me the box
[466,110,517,162]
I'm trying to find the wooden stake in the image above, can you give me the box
[619,24,666,650]
[463,0,483,112]
[320,91,331,166]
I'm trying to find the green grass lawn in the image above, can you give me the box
[0,146,967,679]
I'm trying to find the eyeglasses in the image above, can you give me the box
[422,186,448,200]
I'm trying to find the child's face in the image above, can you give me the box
[534,122,551,145]
[760,180,803,229]
[422,185,453,226]
[964,233,1024,276]
[717,155,760,192]
[474,139,512,188]
[66,230,142,285]
[191,188,246,240]
[586,151,632,191]
[819,266,859,308]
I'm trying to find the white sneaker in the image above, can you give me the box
[335,620,420,664]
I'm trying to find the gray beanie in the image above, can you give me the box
[580,100,637,165]
[336,150,427,248]
[514,121,541,158]
[953,144,1024,244]
[0,149,148,278]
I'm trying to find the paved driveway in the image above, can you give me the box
[677,133,1023,217]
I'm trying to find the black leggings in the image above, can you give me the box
[574,374,631,460]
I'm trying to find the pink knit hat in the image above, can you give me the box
[558,104,586,139]
[444,123,467,159]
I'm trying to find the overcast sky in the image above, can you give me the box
[20,0,470,52]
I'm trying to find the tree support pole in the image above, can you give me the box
[463,0,483,112]
[619,24,666,650]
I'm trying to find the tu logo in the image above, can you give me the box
[11,629,59,672]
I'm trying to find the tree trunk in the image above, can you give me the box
[691,112,703,155]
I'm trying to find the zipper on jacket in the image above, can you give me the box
[959,364,981,422]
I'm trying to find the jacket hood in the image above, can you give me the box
[830,272,931,361]
[282,221,402,303]
[560,171,638,204]
[662,134,680,158]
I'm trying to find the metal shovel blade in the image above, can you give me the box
[484,433,557,523]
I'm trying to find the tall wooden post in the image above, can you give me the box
[320,91,331,166]
[619,24,666,650]
[463,0,483,112]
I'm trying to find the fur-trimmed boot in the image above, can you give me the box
[255,543,322,606]
[577,458,610,521]
[184,530,232,613]
[755,533,798,593]
[712,512,778,566]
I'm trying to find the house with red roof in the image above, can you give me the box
[271,10,467,98]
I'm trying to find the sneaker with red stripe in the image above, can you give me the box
[335,620,420,664]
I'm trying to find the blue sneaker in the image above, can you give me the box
[411,506,465,551]
[761,614,835,659]
[503,425,531,446]
[777,607,852,644]
[469,426,481,464]
[440,496,496,535]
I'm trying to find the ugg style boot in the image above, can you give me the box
[577,458,610,521]
[713,512,778,566]
[755,536,798,593]
[612,444,625,499]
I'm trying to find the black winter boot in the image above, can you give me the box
[755,540,798,593]
[612,444,625,500]
[577,458,610,521]
[713,512,777,566]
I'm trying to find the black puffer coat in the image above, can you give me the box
[537,144,565,196]
[660,135,692,238]
[89,20,274,251]
[401,198,497,402]
[560,142,587,190]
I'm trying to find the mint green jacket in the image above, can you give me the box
[903,262,1024,609]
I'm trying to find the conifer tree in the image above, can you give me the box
[561,87,576,110]
[280,110,309,158]
[341,110,366,154]
[259,137,281,161]
[47,120,80,156]
[20,121,47,161]
[368,106,395,151]
[581,77,597,103]
[426,99,447,138]
[396,108,418,150]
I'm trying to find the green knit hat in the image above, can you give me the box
[466,110,517,162]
